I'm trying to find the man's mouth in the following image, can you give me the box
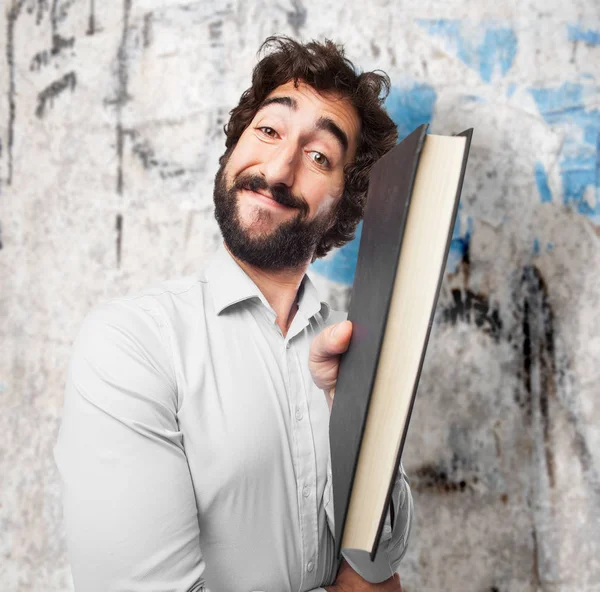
[241,188,295,210]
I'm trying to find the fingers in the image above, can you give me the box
[310,320,353,362]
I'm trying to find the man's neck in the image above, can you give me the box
[224,244,309,337]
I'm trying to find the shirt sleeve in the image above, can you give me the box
[323,451,413,581]
[378,461,414,570]
[53,299,208,592]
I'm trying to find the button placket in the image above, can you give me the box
[287,340,319,588]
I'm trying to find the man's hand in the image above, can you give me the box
[309,321,353,411]
[324,559,402,592]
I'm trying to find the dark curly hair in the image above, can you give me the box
[220,36,398,260]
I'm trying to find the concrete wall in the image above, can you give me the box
[1,1,599,590]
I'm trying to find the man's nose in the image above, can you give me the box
[262,143,298,188]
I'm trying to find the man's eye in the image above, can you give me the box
[309,151,330,168]
[258,126,278,138]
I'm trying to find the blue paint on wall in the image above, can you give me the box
[532,240,554,255]
[416,19,518,83]
[534,161,552,203]
[311,82,439,285]
[568,24,600,45]
[446,210,472,273]
[385,83,437,141]
[529,82,600,224]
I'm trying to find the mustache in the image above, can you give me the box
[233,174,309,216]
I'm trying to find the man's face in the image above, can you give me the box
[213,80,361,270]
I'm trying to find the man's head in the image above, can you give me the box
[213,36,398,270]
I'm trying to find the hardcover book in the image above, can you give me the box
[329,124,473,582]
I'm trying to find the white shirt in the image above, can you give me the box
[54,244,413,592]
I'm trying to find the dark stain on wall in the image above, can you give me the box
[440,232,504,342]
[130,133,187,180]
[30,34,75,71]
[31,51,50,71]
[34,0,51,25]
[287,0,307,35]
[530,525,542,589]
[520,265,556,487]
[87,0,97,36]
[412,463,471,493]
[115,0,132,196]
[35,71,77,117]
[440,288,503,341]
[29,0,75,68]
[116,213,123,269]
[52,32,75,55]
[209,19,222,47]
[5,1,25,186]
[519,266,599,494]
[412,453,480,493]
[142,12,153,47]
[50,0,76,45]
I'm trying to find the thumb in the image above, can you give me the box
[308,320,353,395]
[330,319,353,350]
[312,320,352,362]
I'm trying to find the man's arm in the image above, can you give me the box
[54,300,208,592]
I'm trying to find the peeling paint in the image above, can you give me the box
[416,19,518,82]
[530,82,600,224]
[568,24,600,45]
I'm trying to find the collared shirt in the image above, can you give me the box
[54,244,413,592]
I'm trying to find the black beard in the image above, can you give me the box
[212,157,334,271]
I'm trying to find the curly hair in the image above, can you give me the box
[221,35,398,260]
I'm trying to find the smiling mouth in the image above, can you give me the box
[242,189,294,209]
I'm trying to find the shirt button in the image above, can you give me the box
[302,485,310,497]
[383,525,392,534]
[286,341,291,349]
[307,561,314,572]
[295,408,303,421]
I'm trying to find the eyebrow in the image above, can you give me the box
[315,116,348,154]
[257,96,349,154]
[258,96,298,111]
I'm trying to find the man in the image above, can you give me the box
[54,36,413,592]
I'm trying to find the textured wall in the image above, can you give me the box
[1,1,599,591]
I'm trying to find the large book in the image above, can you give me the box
[329,124,473,582]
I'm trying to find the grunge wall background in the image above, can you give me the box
[1,1,599,590]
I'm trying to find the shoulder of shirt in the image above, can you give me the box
[82,271,208,337]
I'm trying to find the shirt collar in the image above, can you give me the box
[203,243,330,322]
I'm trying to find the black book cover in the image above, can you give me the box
[329,125,473,570]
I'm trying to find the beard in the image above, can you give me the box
[213,156,335,271]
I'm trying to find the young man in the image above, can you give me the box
[54,36,413,592]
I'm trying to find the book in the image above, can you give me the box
[329,124,473,581]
